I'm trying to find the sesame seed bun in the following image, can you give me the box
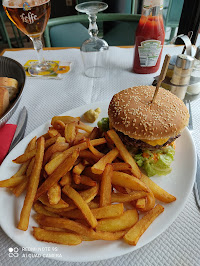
[108,86,189,141]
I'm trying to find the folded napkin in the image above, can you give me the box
[0,124,17,164]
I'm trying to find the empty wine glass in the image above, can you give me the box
[75,1,109,78]
[3,0,58,76]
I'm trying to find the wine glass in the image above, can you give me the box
[75,1,109,78]
[3,0,58,76]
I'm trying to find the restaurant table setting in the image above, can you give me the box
[0,45,200,266]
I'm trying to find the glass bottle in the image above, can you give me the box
[133,0,165,74]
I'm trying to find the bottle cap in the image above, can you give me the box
[176,54,194,70]
[195,46,200,60]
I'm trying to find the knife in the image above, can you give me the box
[8,106,28,153]
[194,155,200,209]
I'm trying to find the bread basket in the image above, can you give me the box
[0,56,26,128]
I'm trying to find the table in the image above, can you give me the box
[0,46,200,266]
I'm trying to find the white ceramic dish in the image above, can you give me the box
[0,101,197,262]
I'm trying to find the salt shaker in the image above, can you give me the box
[187,46,200,95]
[170,54,194,100]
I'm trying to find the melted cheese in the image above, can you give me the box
[141,138,169,146]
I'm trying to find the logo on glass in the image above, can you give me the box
[23,2,31,11]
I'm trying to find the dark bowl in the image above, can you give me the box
[0,56,26,128]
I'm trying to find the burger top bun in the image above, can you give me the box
[108,86,189,141]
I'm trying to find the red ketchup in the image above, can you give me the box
[133,1,165,74]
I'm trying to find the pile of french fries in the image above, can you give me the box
[0,115,176,246]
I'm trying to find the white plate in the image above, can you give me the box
[0,101,197,262]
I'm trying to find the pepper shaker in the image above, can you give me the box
[170,54,194,100]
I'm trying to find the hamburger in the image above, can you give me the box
[107,85,189,177]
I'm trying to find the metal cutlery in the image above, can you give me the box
[8,106,28,153]
[185,100,200,209]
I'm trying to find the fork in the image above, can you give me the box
[187,100,193,130]
[184,99,193,131]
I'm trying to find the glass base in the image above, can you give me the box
[85,66,107,78]
[28,61,59,77]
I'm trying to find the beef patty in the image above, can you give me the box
[116,130,180,153]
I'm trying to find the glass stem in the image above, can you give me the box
[88,13,98,37]
[31,36,44,64]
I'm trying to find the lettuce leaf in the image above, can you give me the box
[97,117,109,132]
[134,145,175,177]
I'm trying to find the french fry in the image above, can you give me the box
[33,227,82,245]
[136,190,155,212]
[73,162,85,175]
[112,162,132,172]
[65,122,76,144]
[140,173,176,203]
[88,127,101,140]
[13,137,56,166]
[60,172,72,186]
[44,184,99,214]
[91,148,119,174]
[112,171,149,192]
[45,138,106,175]
[48,128,60,138]
[51,116,80,127]
[12,176,28,197]
[43,142,69,165]
[47,183,61,205]
[11,136,36,177]
[73,132,90,145]
[52,120,66,130]
[39,193,69,209]
[92,230,126,241]
[33,202,60,217]
[80,175,97,187]
[107,130,141,178]
[62,185,98,228]
[18,137,45,231]
[124,204,164,245]
[26,157,35,177]
[62,203,124,220]
[44,136,58,149]
[73,173,81,184]
[0,175,26,188]
[82,167,102,182]
[76,121,94,133]
[136,198,146,209]
[112,185,127,194]
[35,149,79,200]
[100,164,112,207]
[87,139,104,159]
[79,150,99,163]
[40,226,67,232]
[56,136,66,143]
[13,149,36,164]
[10,137,37,195]
[35,214,95,238]
[96,209,138,232]
[111,191,147,203]
[88,200,99,209]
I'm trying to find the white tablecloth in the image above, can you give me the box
[1,46,200,266]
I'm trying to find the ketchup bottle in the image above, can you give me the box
[133,0,165,74]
